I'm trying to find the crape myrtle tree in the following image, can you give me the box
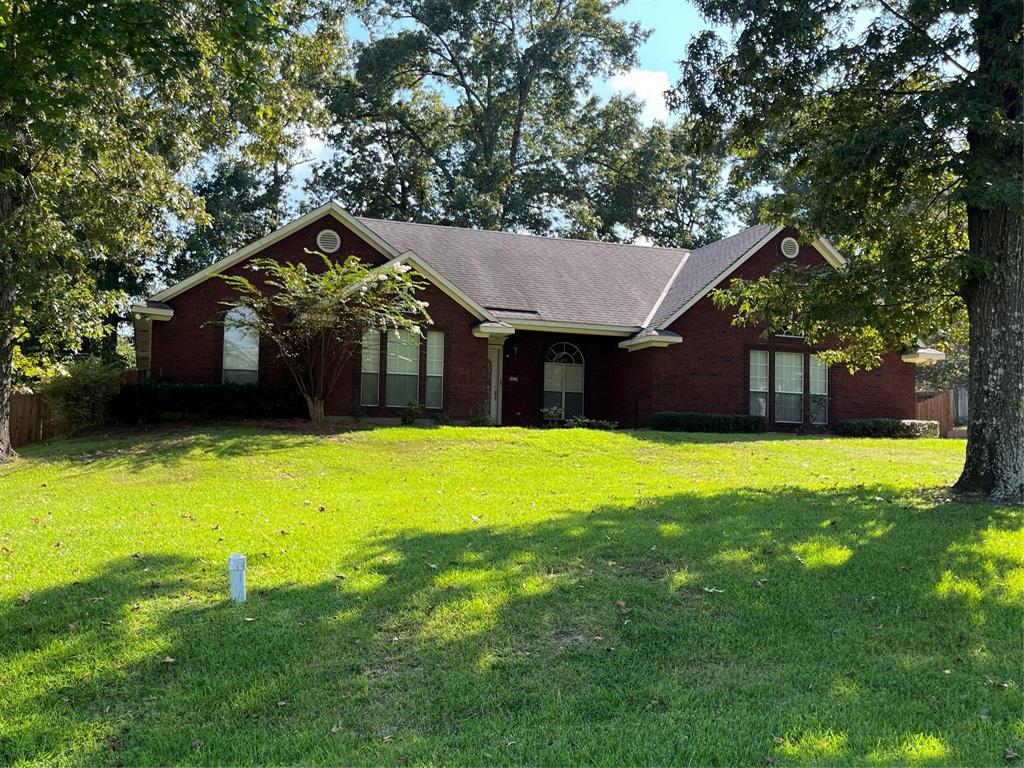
[219,256,429,422]
[308,0,729,245]
[0,0,344,458]
[672,0,1022,502]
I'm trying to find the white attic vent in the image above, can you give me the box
[780,237,800,259]
[316,228,341,253]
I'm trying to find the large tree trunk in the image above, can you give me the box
[954,204,1024,504]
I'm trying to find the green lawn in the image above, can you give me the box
[0,426,1020,766]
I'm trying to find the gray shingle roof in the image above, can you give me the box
[355,216,774,329]
[647,223,776,328]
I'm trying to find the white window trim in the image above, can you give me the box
[425,330,444,409]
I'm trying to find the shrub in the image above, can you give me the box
[432,410,451,426]
[39,357,123,430]
[651,412,767,434]
[564,416,618,431]
[468,403,492,427]
[400,401,424,425]
[109,380,306,423]
[834,419,939,438]
[540,405,563,422]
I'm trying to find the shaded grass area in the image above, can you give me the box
[0,426,1020,766]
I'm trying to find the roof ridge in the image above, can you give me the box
[640,251,692,329]
[355,215,693,255]
[689,222,773,255]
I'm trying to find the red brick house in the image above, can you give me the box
[131,201,942,428]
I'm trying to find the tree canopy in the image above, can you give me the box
[671,0,1022,501]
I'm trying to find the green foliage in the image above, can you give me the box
[38,357,123,431]
[671,0,1020,368]
[835,419,940,439]
[109,381,306,423]
[564,416,619,431]
[159,159,294,284]
[0,0,346,454]
[218,255,429,421]
[308,0,726,245]
[651,412,766,434]
[400,402,424,425]
[467,403,492,426]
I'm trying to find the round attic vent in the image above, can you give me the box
[316,228,341,253]
[780,236,800,259]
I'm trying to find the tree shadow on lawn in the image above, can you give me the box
[15,425,324,472]
[1,487,1020,766]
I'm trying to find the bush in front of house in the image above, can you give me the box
[651,411,767,433]
[109,380,306,423]
[834,418,940,438]
[564,416,619,430]
[39,357,124,430]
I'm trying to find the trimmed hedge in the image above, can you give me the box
[834,418,939,438]
[651,412,766,433]
[109,380,306,423]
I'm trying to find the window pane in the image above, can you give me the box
[562,364,584,393]
[749,391,767,417]
[360,372,379,407]
[775,351,804,394]
[387,330,420,376]
[361,330,380,374]
[223,307,259,376]
[425,376,442,409]
[810,394,828,425]
[223,369,258,385]
[749,350,768,392]
[543,362,563,391]
[426,331,444,376]
[386,374,418,407]
[542,391,562,410]
[563,392,584,419]
[775,392,803,423]
[810,355,828,395]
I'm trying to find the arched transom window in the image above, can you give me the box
[543,342,584,419]
[222,306,259,384]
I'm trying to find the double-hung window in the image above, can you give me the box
[774,351,804,423]
[360,330,381,406]
[386,329,420,407]
[810,355,829,425]
[749,350,769,417]
[425,331,444,409]
[222,307,259,384]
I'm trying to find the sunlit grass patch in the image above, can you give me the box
[0,426,1019,766]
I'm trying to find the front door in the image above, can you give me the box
[487,344,503,425]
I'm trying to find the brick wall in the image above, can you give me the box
[644,229,915,426]
[149,213,489,420]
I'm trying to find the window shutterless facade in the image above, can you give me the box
[386,329,420,407]
[360,329,381,406]
[749,349,769,417]
[222,307,259,384]
[543,342,584,419]
[774,351,804,423]
[810,355,829,425]
[425,330,444,409]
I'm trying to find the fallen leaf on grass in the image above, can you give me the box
[1004,749,1020,762]
[244,617,256,622]
[191,740,203,750]
[330,724,342,734]
[277,699,290,707]
[16,592,30,604]
[160,656,176,664]
[67,622,81,632]
[703,587,724,594]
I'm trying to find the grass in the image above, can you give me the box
[0,425,1020,766]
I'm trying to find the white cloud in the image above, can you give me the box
[608,68,671,124]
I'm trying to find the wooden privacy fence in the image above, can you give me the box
[9,394,70,449]
[916,390,954,437]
